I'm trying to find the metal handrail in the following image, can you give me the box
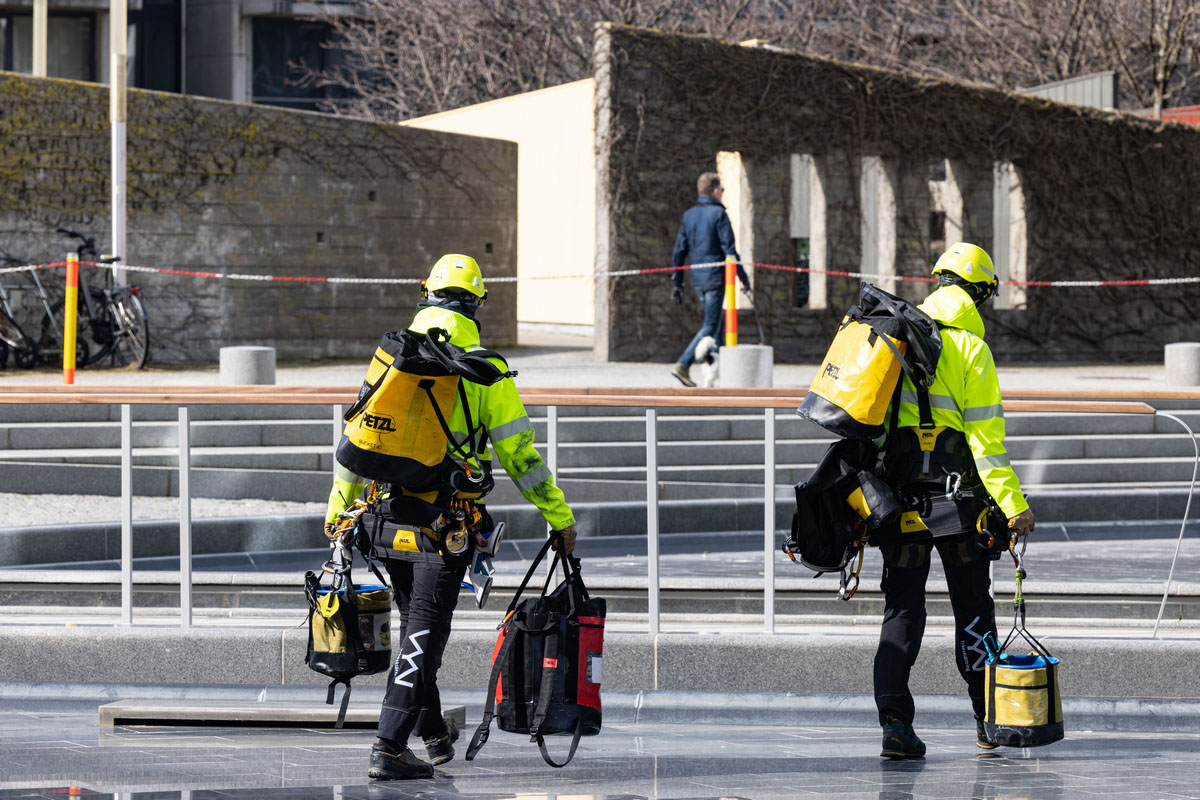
[0,386,1161,633]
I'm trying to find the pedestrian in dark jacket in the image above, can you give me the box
[670,172,751,387]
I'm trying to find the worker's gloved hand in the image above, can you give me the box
[550,525,577,555]
[1008,508,1036,539]
[671,286,684,305]
[739,284,753,304]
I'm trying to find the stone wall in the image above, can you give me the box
[593,26,1200,363]
[0,74,517,364]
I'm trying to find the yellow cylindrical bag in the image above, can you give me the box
[983,546,1064,748]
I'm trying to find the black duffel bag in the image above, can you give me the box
[466,534,605,768]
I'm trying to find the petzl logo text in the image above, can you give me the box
[822,363,840,380]
[362,412,396,432]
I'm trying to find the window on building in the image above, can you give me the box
[2,13,96,82]
[131,0,182,93]
[251,19,346,111]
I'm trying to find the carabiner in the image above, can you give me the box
[944,471,963,500]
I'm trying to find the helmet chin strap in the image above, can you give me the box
[426,294,480,318]
[938,274,994,307]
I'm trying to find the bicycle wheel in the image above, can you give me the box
[108,291,150,369]
[0,311,38,368]
[40,294,94,368]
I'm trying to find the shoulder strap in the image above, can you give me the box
[530,612,566,736]
[421,328,514,385]
[343,354,392,423]
[536,720,584,768]
[465,623,518,760]
[326,678,352,729]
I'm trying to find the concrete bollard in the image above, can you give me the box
[1166,343,1200,387]
[720,344,774,388]
[220,346,276,385]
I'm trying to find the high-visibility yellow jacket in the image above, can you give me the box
[890,285,1029,519]
[325,305,575,530]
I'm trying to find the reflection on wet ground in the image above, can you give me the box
[4,704,1200,799]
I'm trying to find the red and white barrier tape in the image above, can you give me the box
[2,259,1198,289]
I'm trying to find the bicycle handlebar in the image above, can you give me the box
[56,228,120,263]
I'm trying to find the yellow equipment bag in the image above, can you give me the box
[982,545,1064,748]
[336,327,513,490]
[304,549,393,727]
[799,284,942,440]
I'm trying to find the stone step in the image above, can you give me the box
[0,621,1192,701]
[0,419,336,450]
[0,407,1188,451]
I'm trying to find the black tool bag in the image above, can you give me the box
[303,547,392,728]
[466,535,605,768]
[785,438,899,574]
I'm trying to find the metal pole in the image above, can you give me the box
[32,0,47,76]
[110,0,128,281]
[178,406,192,628]
[546,405,558,477]
[646,409,660,637]
[120,404,133,625]
[764,408,776,633]
[332,404,342,449]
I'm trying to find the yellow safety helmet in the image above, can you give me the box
[422,253,487,300]
[932,242,997,291]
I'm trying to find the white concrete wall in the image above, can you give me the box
[405,79,596,328]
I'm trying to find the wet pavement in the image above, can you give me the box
[5,696,1200,800]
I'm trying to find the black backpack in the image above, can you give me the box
[466,536,606,768]
[303,549,393,727]
[783,438,899,598]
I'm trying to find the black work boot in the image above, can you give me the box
[368,744,434,780]
[881,718,926,759]
[975,717,998,750]
[423,717,460,766]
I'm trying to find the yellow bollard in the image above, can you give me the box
[723,255,738,348]
[63,252,78,384]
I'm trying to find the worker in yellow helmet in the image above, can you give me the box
[872,242,1035,759]
[323,253,577,781]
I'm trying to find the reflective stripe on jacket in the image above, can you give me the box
[325,305,575,530]
[890,285,1029,518]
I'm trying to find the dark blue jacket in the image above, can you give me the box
[671,195,749,291]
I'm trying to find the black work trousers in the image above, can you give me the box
[873,535,996,727]
[377,553,469,746]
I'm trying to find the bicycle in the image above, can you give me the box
[44,229,150,369]
[0,258,40,369]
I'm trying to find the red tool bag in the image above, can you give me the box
[465,535,605,767]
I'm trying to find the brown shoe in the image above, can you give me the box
[670,363,696,387]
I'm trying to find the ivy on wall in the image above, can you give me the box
[595,25,1200,363]
[0,74,518,362]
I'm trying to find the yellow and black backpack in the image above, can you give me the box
[335,327,514,491]
[799,284,942,440]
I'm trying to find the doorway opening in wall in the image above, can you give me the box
[793,237,810,307]
[928,210,946,266]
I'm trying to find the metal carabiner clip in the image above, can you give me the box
[944,471,963,500]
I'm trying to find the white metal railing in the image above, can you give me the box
[0,387,1166,634]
